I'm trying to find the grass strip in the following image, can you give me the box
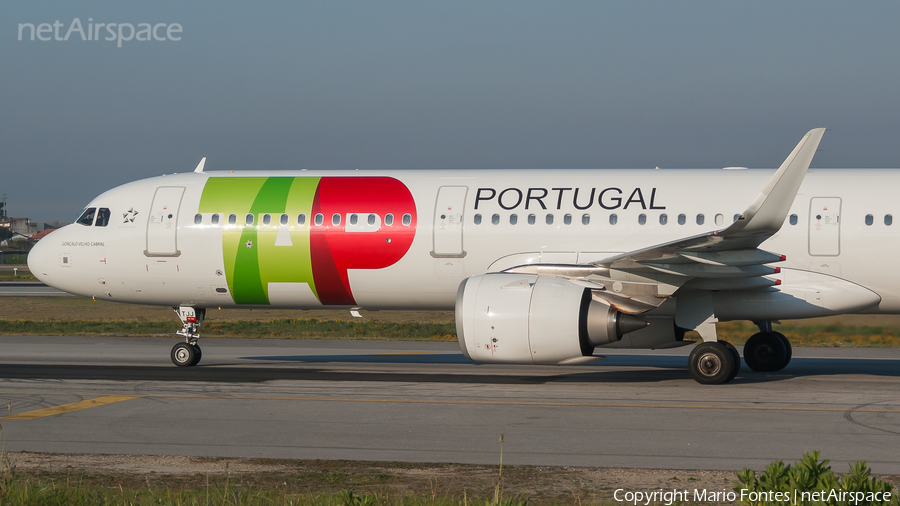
[2,318,900,347]
[0,318,458,340]
[0,271,36,282]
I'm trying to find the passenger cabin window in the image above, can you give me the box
[527,214,536,225]
[715,214,724,226]
[492,214,500,225]
[564,214,572,225]
[350,214,358,226]
[677,214,686,225]
[886,215,893,226]
[367,214,376,225]
[609,214,617,225]
[638,214,646,225]
[474,214,482,225]
[696,214,705,225]
[385,213,394,226]
[194,214,202,225]
[228,214,237,225]
[314,213,324,226]
[263,214,271,225]
[211,214,220,225]
[76,207,96,226]
[332,213,341,226]
[96,208,111,227]
[297,214,306,226]
[865,214,874,226]
[510,214,518,225]
[582,214,590,225]
[659,214,667,225]
[789,214,798,225]
[545,214,553,225]
[245,214,254,226]
[734,214,741,223]
[280,214,288,225]
[402,213,412,226]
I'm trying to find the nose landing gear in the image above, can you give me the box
[171,306,205,367]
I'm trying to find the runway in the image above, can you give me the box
[0,282,70,296]
[2,336,900,473]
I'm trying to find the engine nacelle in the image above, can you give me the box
[455,273,646,365]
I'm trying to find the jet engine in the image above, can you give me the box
[455,273,647,365]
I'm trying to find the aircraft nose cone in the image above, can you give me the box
[27,235,49,283]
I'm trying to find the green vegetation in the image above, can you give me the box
[0,269,36,281]
[735,451,898,505]
[0,454,528,506]
[0,318,458,340]
[718,321,900,347]
[0,253,28,265]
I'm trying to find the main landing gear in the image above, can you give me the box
[687,320,793,384]
[171,306,205,367]
[743,321,792,372]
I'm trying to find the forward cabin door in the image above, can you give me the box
[145,186,185,257]
[432,186,467,257]
[809,197,841,256]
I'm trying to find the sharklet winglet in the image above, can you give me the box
[194,157,207,173]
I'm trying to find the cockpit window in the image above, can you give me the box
[95,208,111,227]
[76,207,96,226]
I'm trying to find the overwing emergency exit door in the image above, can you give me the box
[145,186,185,257]
[432,186,467,257]
[809,197,841,256]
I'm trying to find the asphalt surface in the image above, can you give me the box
[0,282,70,296]
[1,336,899,472]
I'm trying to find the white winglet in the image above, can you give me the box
[193,157,207,173]
[722,128,825,238]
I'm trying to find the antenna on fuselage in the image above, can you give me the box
[194,157,207,173]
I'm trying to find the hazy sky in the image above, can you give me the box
[3,1,899,221]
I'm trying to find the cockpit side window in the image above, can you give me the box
[76,207,97,226]
[95,208,111,227]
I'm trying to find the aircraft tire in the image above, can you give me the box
[171,342,198,367]
[743,332,787,372]
[688,342,736,385]
[191,344,202,366]
[720,341,741,381]
[772,331,791,371]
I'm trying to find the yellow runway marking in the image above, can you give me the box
[2,395,141,420]
[0,391,898,414]
[370,351,434,356]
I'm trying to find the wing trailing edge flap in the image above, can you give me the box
[503,128,825,314]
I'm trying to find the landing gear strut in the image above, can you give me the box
[744,320,791,372]
[171,306,205,367]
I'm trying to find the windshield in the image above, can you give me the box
[75,207,96,226]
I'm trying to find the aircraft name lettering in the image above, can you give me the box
[473,187,665,211]
[61,241,105,247]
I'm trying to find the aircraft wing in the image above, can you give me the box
[505,128,825,313]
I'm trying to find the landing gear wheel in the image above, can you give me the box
[688,342,736,385]
[171,342,200,367]
[772,331,791,371]
[720,341,741,381]
[743,332,788,372]
[191,344,202,365]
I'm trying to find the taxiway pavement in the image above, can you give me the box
[1,336,899,472]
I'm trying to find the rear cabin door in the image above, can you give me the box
[145,186,185,257]
[809,197,841,256]
[432,186,467,257]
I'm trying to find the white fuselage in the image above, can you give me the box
[27,168,898,317]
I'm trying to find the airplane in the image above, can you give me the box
[26,128,891,384]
